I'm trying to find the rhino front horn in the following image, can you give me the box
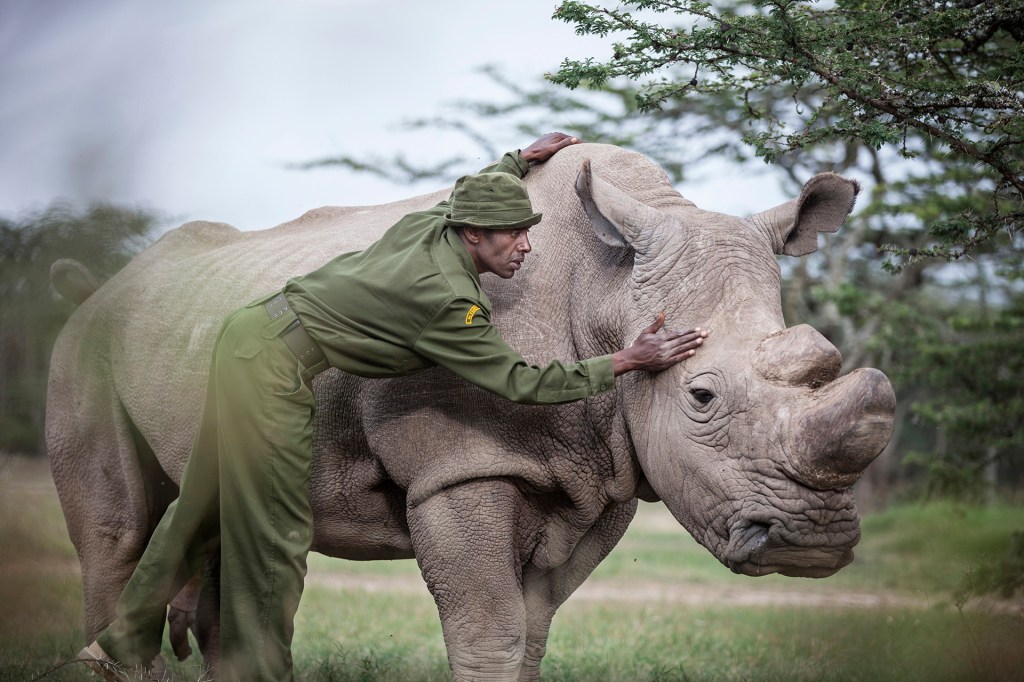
[788,368,896,490]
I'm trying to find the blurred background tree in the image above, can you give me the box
[0,203,156,454]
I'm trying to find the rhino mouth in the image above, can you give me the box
[723,521,854,579]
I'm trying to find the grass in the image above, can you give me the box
[2,454,1022,681]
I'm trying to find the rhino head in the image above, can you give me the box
[575,157,895,578]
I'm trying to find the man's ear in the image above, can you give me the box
[460,226,483,245]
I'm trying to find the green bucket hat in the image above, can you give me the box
[444,173,543,230]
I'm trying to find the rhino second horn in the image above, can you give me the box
[789,368,896,490]
[754,324,842,388]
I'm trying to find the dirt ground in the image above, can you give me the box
[307,570,934,609]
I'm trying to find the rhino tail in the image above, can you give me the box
[50,258,100,305]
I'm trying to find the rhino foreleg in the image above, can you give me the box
[518,500,637,681]
[410,478,529,681]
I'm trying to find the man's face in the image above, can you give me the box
[474,228,532,279]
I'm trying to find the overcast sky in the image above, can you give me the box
[1,0,784,233]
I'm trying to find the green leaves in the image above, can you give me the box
[877,293,1024,500]
[552,0,1023,260]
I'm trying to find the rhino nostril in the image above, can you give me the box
[725,521,772,574]
[735,521,771,553]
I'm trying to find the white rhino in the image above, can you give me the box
[47,143,895,680]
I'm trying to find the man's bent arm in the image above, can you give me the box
[414,303,708,405]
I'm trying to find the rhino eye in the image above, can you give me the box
[690,388,715,404]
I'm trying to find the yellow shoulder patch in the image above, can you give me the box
[465,305,481,324]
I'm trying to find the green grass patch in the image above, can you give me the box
[841,501,1024,594]
[2,455,1022,681]
[543,602,1024,681]
[291,584,449,682]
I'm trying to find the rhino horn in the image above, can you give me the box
[575,158,666,252]
[749,172,860,256]
[754,325,842,388]
[788,368,896,490]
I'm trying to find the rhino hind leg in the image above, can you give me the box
[78,539,142,641]
[48,390,178,642]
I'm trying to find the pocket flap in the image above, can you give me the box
[232,336,263,359]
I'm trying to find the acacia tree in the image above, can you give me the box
[552,0,1023,266]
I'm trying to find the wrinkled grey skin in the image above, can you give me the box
[47,144,894,680]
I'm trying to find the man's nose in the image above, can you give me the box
[519,234,532,253]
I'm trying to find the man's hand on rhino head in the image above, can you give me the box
[611,313,708,376]
[520,132,581,165]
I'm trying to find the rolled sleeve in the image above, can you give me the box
[476,151,529,179]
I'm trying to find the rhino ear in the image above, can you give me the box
[575,158,663,251]
[751,172,860,256]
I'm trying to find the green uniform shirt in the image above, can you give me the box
[283,151,615,405]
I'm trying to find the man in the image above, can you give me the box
[79,132,707,681]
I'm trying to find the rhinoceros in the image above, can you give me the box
[47,143,895,680]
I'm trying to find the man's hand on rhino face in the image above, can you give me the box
[612,312,708,376]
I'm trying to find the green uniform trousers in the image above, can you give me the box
[98,295,327,681]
